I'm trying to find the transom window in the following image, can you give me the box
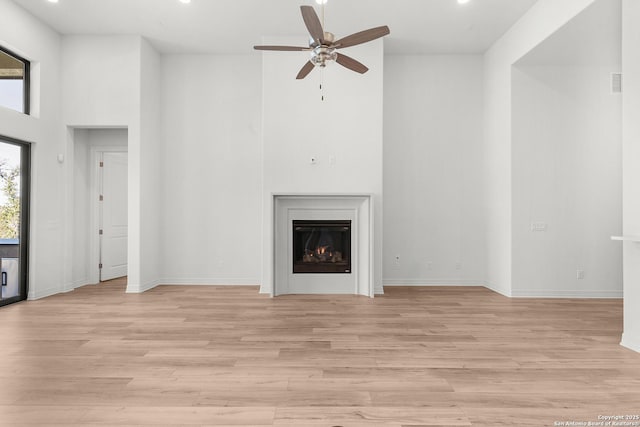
[0,46,30,115]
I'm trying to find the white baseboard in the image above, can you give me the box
[383,279,485,287]
[483,281,512,297]
[34,278,258,296]
[158,278,259,286]
[260,286,384,297]
[71,279,98,290]
[126,279,160,294]
[621,333,640,353]
[27,278,628,302]
[35,279,99,300]
[511,289,623,299]
[381,281,621,299]
[72,279,88,289]
[28,286,64,300]
[259,285,271,295]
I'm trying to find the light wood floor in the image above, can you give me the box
[1,280,639,426]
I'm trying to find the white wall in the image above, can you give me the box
[260,38,384,295]
[0,0,67,300]
[621,0,640,352]
[483,0,598,296]
[85,129,128,148]
[510,0,622,298]
[160,54,262,285]
[71,129,90,288]
[137,38,162,292]
[62,36,140,127]
[512,65,622,297]
[383,55,485,286]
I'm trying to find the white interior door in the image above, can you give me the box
[100,152,128,281]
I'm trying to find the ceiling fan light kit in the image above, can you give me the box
[254,4,390,80]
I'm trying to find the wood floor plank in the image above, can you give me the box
[273,406,471,426]
[0,279,639,426]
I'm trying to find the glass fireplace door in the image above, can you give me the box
[292,220,351,274]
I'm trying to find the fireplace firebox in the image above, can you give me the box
[292,220,351,274]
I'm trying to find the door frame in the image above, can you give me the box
[0,134,30,307]
[88,146,128,285]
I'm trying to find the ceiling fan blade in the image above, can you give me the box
[300,5,325,45]
[254,45,310,51]
[335,53,369,74]
[296,61,316,80]
[334,26,390,49]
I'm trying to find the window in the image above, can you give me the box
[0,135,30,307]
[0,46,30,115]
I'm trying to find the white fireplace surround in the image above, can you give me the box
[272,194,374,297]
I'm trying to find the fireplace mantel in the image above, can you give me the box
[268,194,374,297]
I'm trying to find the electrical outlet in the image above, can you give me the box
[394,255,401,266]
[576,269,585,280]
[426,261,433,271]
[455,262,461,270]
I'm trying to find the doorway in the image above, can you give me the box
[71,128,127,287]
[0,134,30,307]
[98,151,128,281]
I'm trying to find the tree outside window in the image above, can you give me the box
[0,159,20,239]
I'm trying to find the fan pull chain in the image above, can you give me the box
[319,3,326,102]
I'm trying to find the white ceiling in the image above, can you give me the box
[11,0,538,55]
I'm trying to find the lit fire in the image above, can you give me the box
[317,245,331,256]
[302,227,344,263]
[303,245,343,263]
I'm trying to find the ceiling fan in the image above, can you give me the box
[254,5,390,79]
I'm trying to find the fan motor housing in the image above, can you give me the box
[311,46,337,67]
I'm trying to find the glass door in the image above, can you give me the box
[0,135,29,307]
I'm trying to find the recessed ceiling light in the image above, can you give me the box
[458,0,471,4]
[47,0,59,3]
[315,0,328,4]
[179,0,191,3]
